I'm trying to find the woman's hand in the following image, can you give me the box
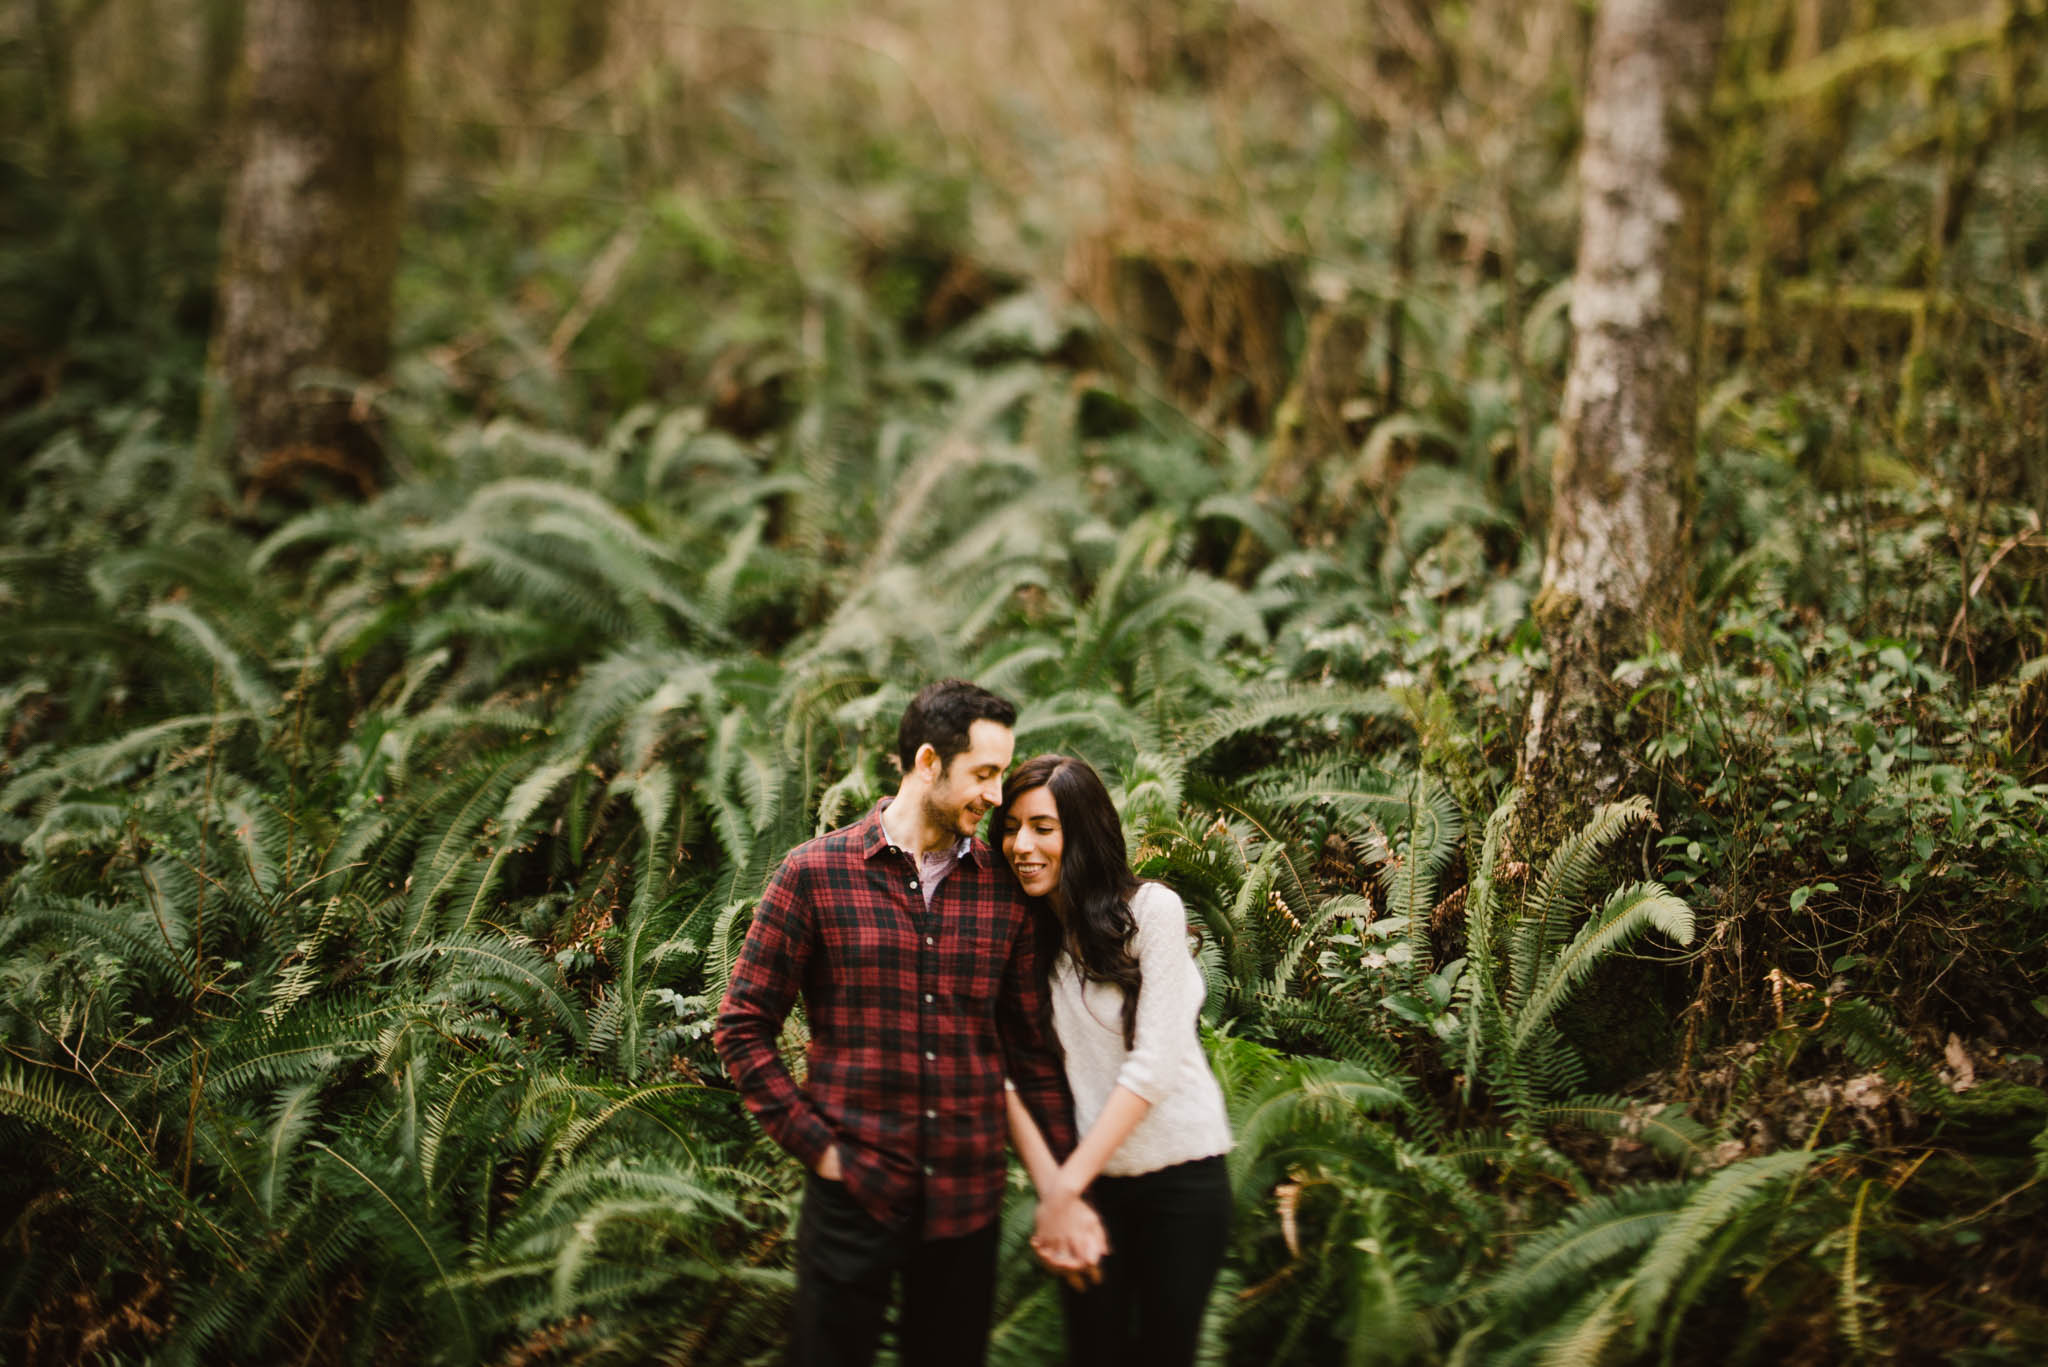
[1004,1083,1107,1287]
[1029,1189,1107,1290]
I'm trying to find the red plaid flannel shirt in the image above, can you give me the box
[715,799,1077,1239]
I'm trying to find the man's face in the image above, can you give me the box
[921,719,1016,839]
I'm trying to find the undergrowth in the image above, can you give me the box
[5,2,2048,1362]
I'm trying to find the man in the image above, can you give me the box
[715,679,1080,1366]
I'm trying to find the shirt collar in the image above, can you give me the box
[862,797,985,866]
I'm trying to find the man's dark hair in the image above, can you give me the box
[897,679,1016,773]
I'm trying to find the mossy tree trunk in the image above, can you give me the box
[198,0,246,130]
[205,0,411,503]
[1517,0,1724,835]
[29,0,113,162]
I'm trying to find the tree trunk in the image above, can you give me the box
[563,0,610,83]
[30,0,80,162]
[198,0,245,131]
[1517,0,1724,828]
[204,0,412,503]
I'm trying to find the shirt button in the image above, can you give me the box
[925,935,934,945]
[925,1108,937,1119]
[923,1164,935,1177]
[909,879,919,892]
[923,992,934,1004]
[925,1050,936,1061]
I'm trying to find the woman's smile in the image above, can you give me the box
[1001,786,1064,900]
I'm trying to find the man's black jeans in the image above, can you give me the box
[1060,1155,1232,1367]
[787,1171,1000,1367]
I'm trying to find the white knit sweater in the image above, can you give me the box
[1050,882,1233,1177]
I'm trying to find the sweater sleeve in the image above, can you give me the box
[1113,884,1204,1105]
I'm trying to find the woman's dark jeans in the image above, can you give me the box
[1060,1155,1232,1367]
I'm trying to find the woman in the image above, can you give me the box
[995,754,1233,1367]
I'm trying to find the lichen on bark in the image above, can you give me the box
[1517,0,1724,845]
[203,0,413,504]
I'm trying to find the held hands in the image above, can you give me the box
[1029,1186,1107,1291]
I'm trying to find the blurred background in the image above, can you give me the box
[4,3,2048,1365]
[7,0,2042,501]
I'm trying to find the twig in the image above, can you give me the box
[546,218,645,368]
[1941,509,2043,669]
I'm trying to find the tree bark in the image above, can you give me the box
[563,0,611,83]
[204,0,412,503]
[1517,0,1724,827]
[198,0,246,131]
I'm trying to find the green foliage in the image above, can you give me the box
[6,3,2048,1359]
[1624,487,2048,1029]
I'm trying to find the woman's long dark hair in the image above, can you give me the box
[993,754,1143,1050]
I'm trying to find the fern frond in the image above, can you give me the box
[1528,1096,1712,1172]
[1258,985,1405,1076]
[0,711,258,812]
[455,756,582,933]
[550,1079,726,1160]
[1483,1182,1688,1315]
[310,1140,477,1353]
[1232,1056,1411,1165]
[1817,996,1948,1106]
[1624,1148,1821,1327]
[1837,1178,1880,1359]
[388,933,591,1047]
[1538,1280,1629,1367]
[1342,1191,1444,1366]
[207,996,393,1094]
[1178,682,1401,760]
[1511,882,1693,1054]
[0,1065,235,1253]
[1461,789,1520,1091]
[146,601,282,719]
[397,741,549,946]
[1512,796,1659,1007]
[259,1078,324,1217]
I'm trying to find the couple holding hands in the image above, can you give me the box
[715,679,1233,1366]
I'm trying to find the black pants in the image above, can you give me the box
[1060,1155,1232,1367]
[787,1172,1000,1367]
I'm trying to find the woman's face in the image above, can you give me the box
[1000,785,1064,900]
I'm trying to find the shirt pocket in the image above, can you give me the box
[945,907,1012,1006]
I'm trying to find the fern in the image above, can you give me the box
[0,1065,236,1254]
[1510,797,1660,1011]
[1177,681,1402,760]
[1538,1280,1630,1367]
[310,1139,479,1354]
[1341,1192,1443,1367]
[145,600,283,720]
[1624,1148,1822,1330]
[397,741,551,946]
[1526,1097,1712,1172]
[1484,1182,1690,1315]
[200,1005,379,1103]
[1511,882,1693,1055]
[386,932,591,1047]
[258,1077,324,1217]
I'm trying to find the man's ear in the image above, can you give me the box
[913,742,940,781]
